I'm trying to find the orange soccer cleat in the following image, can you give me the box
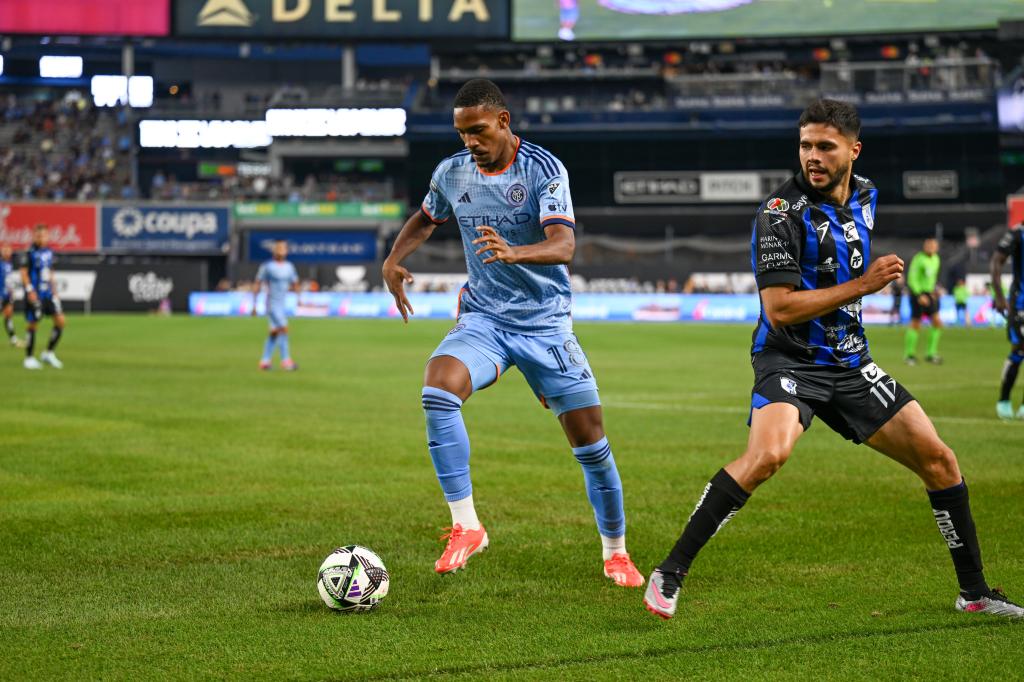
[434,524,489,574]
[603,552,645,587]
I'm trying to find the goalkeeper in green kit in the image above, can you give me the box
[904,238,944,364]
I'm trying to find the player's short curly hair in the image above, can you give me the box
[798,99,861,139]
[453,79,507,111]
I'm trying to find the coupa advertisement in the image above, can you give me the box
[101,204,231,253]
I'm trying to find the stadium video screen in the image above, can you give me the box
[513,0,1024,42]
[0,0,170,36]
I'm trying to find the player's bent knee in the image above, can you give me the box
[919,443,960,487]
[743,444,792,480]
[424,356,473,401]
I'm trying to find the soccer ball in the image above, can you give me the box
[317,545,390,612]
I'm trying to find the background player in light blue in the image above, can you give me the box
[2,244,21,348]
[382,79,643,587]
[20,224,65,370]
[252,239,299,371]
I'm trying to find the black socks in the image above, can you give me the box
[928,480,988,598]
[659,468,751,575]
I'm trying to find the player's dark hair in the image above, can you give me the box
[798,99,861,139]
[453,79,507,111]
[33,223,47,231]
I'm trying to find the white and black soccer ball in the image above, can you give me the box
[317,545,390,612]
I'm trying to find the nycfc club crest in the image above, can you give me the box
[506,183,527,207]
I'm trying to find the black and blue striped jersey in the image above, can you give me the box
[996,226,1024,309]
[19,245,55,297]
[750,171,878,368]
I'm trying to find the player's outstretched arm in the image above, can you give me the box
[473,224,574,265]
[761,254,904,327]
[991,250,1009,314]
[383,211,438,323]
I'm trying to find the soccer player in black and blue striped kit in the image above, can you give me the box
[644,99,1022,620]
[991,223,1024,420]
[20,224,65,370]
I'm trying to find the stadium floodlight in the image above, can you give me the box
[139,119,271,149]
[39,55,83,78]
[91,75,155,108]
[128,76,154,108]
[264,108,407,138]
[91,75,128,107]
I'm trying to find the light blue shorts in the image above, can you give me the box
[267,306,289,330]
[429,312,600,414]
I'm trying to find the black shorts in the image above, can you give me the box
[750,350,915,444]
[25,296,62,323]
[910,292,939,320]
[1,294,11,308]
[1009,306,1024,346]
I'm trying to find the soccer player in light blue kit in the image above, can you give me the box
[382,79,643,587]
[252,239,299,371]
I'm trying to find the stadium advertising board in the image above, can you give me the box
[0,0,170,36]
[235,202,404,220]
[190,291,995,325]
[614,171,790,204]
[513,0,1024,42]
[3,271,98,312]
[93,264,204,312]
[38,264,205,312]
[248,230,378,262]
[101,205,231,254]
[176,0,508,39]
[0,202,99,252]
[903,171,959,200]
[139,120,272,149]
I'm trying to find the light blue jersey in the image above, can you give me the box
[257,259,298,328]
[257,259,298,308]
[421,137,576,335]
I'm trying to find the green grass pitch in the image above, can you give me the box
[1,315,1022,679]
[512,0,1024,42]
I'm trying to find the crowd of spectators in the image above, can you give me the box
[0,93,134,201]
[427,37,995,113]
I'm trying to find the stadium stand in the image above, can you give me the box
[0,94,133,200]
